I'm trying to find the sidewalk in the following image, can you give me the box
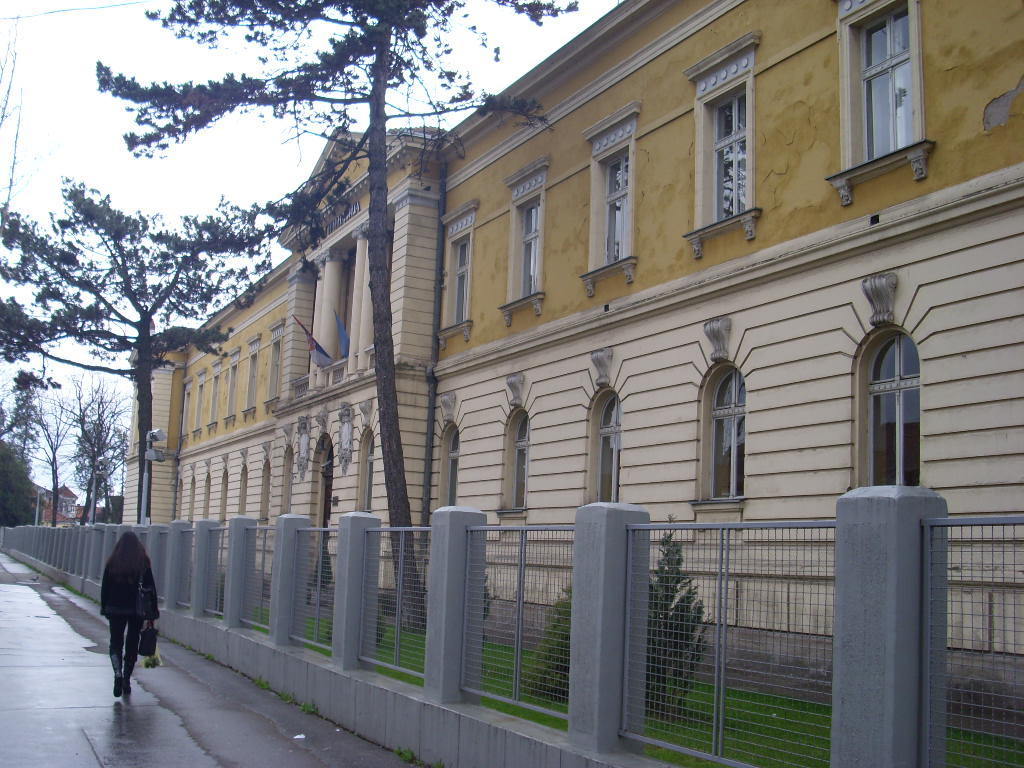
[0,553,410,768]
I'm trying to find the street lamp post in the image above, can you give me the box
[139,429,167,526]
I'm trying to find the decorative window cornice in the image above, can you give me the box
[247,336,261,353]
[271,322,285,340]
[685,31,761,97]
[505,156,550,202]
[584,101,641,156]
[684,208,762,259]
[498,292,545,327]
[442,199,479,236]
[438,320,473,350]
[580,257,637,297]
[826,140,935,206]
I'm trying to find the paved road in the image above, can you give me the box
[0,553,410,768]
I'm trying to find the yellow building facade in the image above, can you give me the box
[135,0,1023,526]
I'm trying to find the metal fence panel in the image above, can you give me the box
[360,528,431,678]
[176,529,194,609]
[290,528,337,652]
[926,517,1024,767]
[461,526,574,719]
[241,526,274,631]
[204,526,228,618]
[622,522,835,768]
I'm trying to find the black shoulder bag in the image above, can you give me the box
[135,574,158,620]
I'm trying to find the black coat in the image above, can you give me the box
[101,564,159,620]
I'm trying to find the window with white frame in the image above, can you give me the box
[182,385,192,436]
[519,200,541,295]
[831,0,927,197]
[685,33,758,238]
[453,238,470,325]
[596,394,622,503]
[584,102,640,274]
[507,412,530,511]
[194,374,205,432]
[245,340,259,409]
[360,430,375,511]
[267,327,283,400]
[210,367,220,423]
[238,464,248,516]
[711,368,746,499]
[868,333,920,485]
[227,352,239,415]
[713,92,748,221]
[503,157,548,311]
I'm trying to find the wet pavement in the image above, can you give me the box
[0,553,410,768]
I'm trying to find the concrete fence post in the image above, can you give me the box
[831,485,948,768]
[333,511,381,669]
[101,525,117,568]
[73,527,86,575]
[147,524,169,597]
[191,519,218,619]
[90,526,106,581]
[163,520,192,609]
[224,516,257,628]
[269,514,311,647]
[424,506,487,704]
[568,501,650,754]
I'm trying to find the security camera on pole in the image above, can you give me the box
[139,429,167,526]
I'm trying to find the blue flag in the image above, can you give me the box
[335,311,351,358]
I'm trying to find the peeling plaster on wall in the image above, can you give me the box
[984,74,1024,131]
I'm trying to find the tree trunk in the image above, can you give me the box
[50,465,58,527]
[366,31,412,530]
[134,335,154,525]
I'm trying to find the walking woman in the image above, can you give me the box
[100,531,158,697]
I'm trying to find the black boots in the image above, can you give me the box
[110,652,123,697]
[122,657,135,696]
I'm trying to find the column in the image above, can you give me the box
[319,253,344,358]
[309,263,325,378]
[423,506,487,703]
[332,511,381,669]
[357,239,374,371]
[830,486,948,768]
[148,523,169,597]
[285,268,317,398]
[567,501,649,754]
[163,520,192,610]
[347,232,367,376]
[268,513,311,646]
[191,519,218,619]
[224,515,256,628]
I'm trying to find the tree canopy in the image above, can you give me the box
[0,182,271,521]
[97,0,576,527]
[0,440,34,527]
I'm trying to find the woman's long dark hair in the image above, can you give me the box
[105,531,151,581]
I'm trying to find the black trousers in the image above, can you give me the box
[108,615,142,665]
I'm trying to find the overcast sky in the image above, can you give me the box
[0,0,619,491]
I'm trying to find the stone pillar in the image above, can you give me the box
[191,519,218,619]
[333,511,381,669]
[568,501,649,754]
[268,513,311,646]
[148,524,169,597]
[319,253,344,358]
[285,268,317,398]
[357,240,374,371]
[101,525,118,570]
[831,486,948,768]
[163,520,192,610]
[423,506,487,704]
[224,515,257,628]
[347,232,368,376]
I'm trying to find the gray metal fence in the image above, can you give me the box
[622,522,835,768]
[150,527,168,598]
[462,525,574,719]
[925,516,1024,767]
[176,529,194,609]
[290,528,337,653]
[241,525,274,631]
[360,527,430,678]
[204,525,228,617]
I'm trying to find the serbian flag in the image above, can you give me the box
[334,311,351,359]
[293,315,333,368]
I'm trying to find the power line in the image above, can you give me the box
[0,1,150,22]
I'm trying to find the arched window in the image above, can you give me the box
[238,464,248,516]
[219,471,228,521]
[203,474,212,520]
[259,459,271,522]
[175,480,183,520]
[360,430,375,511]
[510,414,529,511]
[442,427,460,507]
[711,368,746,499]
[596,394,622,503]
[188,478,196,521]
[869,333,920,485]
[281,445,294,515]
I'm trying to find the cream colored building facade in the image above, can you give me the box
[133,0,1023,527]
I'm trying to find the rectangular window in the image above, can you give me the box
[268,339,281,400]
[520,201,540,296]
[210,374,220,422]
[862,8,911,159]
[194,381,204,431]
[246,352,258,409]
[714,93,747,221]
[604,153,629,262]
[453,238,470,324]
[227,356,238,415]
[182,388,191,435]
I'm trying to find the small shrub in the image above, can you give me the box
[254,677,270,690]
[521,587,572,703]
